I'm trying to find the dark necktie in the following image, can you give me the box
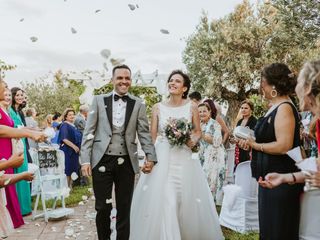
[114,94,129,102]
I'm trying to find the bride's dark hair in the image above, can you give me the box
[167,70,191,99]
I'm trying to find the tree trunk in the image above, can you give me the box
[225,99,241,131]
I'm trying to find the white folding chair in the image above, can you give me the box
[30,147,74,222]
[225,147,235,183]
[219,161,259,233]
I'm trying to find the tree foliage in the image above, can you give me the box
[183,0,320,121]
[0,59,16,80]
[22,70,85,121]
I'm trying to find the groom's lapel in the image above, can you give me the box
[104,94,113,126]
[124,96,136,130]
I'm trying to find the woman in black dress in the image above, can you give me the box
[238,63,303,240]
[234,100,257,167]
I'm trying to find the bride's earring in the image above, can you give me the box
[271,86,278,98]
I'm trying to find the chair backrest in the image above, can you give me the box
[234,161,258,198]
[226,147,235,181]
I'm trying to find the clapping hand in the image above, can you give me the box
[30,131,47,142]
[141,160,154,174]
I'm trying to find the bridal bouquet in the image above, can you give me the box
[164,117,199,152]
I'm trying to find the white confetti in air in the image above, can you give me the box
[110,58,125,66]
[128,4,136,10]
[82,195,88,201]
[160,29,170,34]
[98,166,106,172]
[106,198,113,204]
[100,49,111,59]
[196,198,201,203]
[20,18,24,22]
[117,157,124,165]
[71,172,78,181]
[142,185,148,191]
[87,133,94,140]
[30,36,38,42]
[95,9,101,13]
[71,27,77,34]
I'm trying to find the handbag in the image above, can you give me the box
[233,126,256,141]
[11,138,24,155]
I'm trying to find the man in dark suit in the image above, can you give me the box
[80,65,157,240]
[74,104,89,186]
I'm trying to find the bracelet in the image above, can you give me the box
[288,173,296,185]
[260,144,264,152]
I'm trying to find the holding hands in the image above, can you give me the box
[141,160,155,174]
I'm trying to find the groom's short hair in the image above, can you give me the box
[112,64,131,77]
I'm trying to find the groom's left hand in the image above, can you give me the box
[141,160,154,174]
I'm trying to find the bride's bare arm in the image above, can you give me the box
[150,103,159,144]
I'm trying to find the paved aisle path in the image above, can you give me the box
[6,197,112,240]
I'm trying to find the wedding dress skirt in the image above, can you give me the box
[130,136,224,240]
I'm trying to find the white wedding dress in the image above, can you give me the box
[130,102,224,240]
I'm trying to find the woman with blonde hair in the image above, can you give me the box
[43,114,55,142]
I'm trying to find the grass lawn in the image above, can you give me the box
[32,182,259,239]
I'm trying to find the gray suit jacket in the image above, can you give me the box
[74,114,86,135]
[80,92,157,174]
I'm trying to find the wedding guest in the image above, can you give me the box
[259,60,320,239]
[238,63,303,240]
[198,102,226,204]
[74,105,89,186]
[51,112,62,144]
[189,91,202,105]
[25,107,39,149]
[58,108,82,188]
[9,87,32,216]
[232,100,257,168]
[43,114,56,142]
[204,98,230,144]
[0,88,24,228]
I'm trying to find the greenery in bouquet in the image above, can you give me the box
[164,117,199,152]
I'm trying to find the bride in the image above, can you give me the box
[130,70,224,240]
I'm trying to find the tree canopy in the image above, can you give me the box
[183,0,320,120]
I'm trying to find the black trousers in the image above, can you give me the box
[92,155,135,240]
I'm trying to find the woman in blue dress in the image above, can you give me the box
[58,108,82,188]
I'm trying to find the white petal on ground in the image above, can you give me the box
[78,201,84,205]
[30,36,38,42]
[98,166,106,172]
[160,29,170,34]
[65,228,74,237]
[128,4,136,11]
[82,195,88,201]
[71,172,78,180]
[71,27,77,34]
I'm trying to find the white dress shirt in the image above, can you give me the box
[112,91,127,127]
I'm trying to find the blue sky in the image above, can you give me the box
[0,0,253,86]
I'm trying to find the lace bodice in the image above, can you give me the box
[157,101,192,135]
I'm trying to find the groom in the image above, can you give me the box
[80,64,157,240]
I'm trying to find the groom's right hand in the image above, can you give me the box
[81,164,92,177]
